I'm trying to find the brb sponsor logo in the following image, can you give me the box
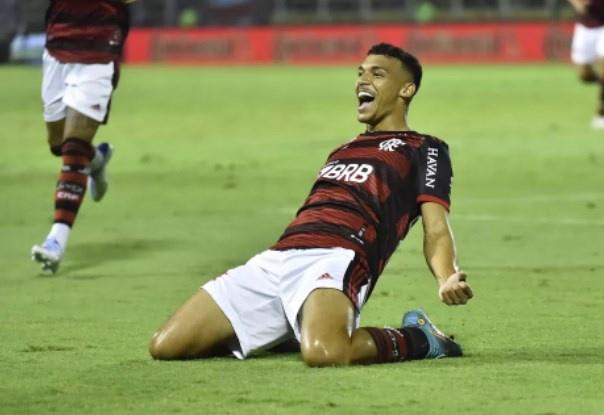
[379,138,405,152]
[319,161,374,183]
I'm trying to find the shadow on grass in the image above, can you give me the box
[50,238,181,279]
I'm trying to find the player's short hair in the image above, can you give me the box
[367,43,422,95]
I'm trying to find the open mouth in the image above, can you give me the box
[357,91,375,110]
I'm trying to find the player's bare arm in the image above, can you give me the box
[421,202,473,305]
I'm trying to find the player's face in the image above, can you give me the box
[356,54,414,127]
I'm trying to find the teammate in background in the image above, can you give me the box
[31,0,133,273]
[568,0,604,128]
[149,43,474,367]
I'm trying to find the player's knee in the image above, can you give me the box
[148,330,169,360]
[301,340,350,367]
[149,330,184,361]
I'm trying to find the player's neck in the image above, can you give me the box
[366,117,410,133]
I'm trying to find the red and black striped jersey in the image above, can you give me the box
[579,0,604,28]
[272,131,453,306]
[45,0,130,63]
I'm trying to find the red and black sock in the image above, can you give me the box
[399,327,429,359]
[53,138,94,227]
[365,327,429,364]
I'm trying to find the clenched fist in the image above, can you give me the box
[438,272,473,305]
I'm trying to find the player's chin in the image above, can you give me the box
[356,111,373,124]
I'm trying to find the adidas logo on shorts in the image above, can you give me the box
[317,273,333,280]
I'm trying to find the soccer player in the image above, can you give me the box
[149,43,474,366]
[31,0,133,273]
[568,0,604,128]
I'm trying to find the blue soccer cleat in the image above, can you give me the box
[401,308,462,359]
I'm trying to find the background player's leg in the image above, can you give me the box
[63,107,101,142]
[64,107,113,200]
[48,109,101,239]
[576,63,598,83]
[149,289,237,360]
[574,63,604,128]
[46,119,65,156]
[32,109,104,273]
[592,59,604,127]
[570,24,604,127]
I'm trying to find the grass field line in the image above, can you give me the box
[264,207,603,227]
[460,192,604,204]
[454,213,604,227]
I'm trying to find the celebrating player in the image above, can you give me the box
[149,43,474,366]
[31,0,132,273]
[568,0,604,128]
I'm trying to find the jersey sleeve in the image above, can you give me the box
[416,138,453,211]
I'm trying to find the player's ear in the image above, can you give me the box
[399,82,416,100]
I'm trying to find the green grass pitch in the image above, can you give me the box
[1,63,603,414]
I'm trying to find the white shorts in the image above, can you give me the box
[202,248,366,359]
[41,49,115,123]
[571,23,604,65]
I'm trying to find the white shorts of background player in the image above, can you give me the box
[42,49,115,123]
[571,23,604,65]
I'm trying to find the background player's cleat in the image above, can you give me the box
[591,116,604,130]
[89,142,113,202]
[401,308,462,359]
[31,238,64,274]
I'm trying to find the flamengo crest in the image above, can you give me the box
[379,138,405,152]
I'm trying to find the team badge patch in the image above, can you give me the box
[379,139,405,152]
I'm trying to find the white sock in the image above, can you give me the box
[47,223,70,249]
[89,146,103,172]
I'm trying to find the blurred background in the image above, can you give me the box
[0,0,579,65]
